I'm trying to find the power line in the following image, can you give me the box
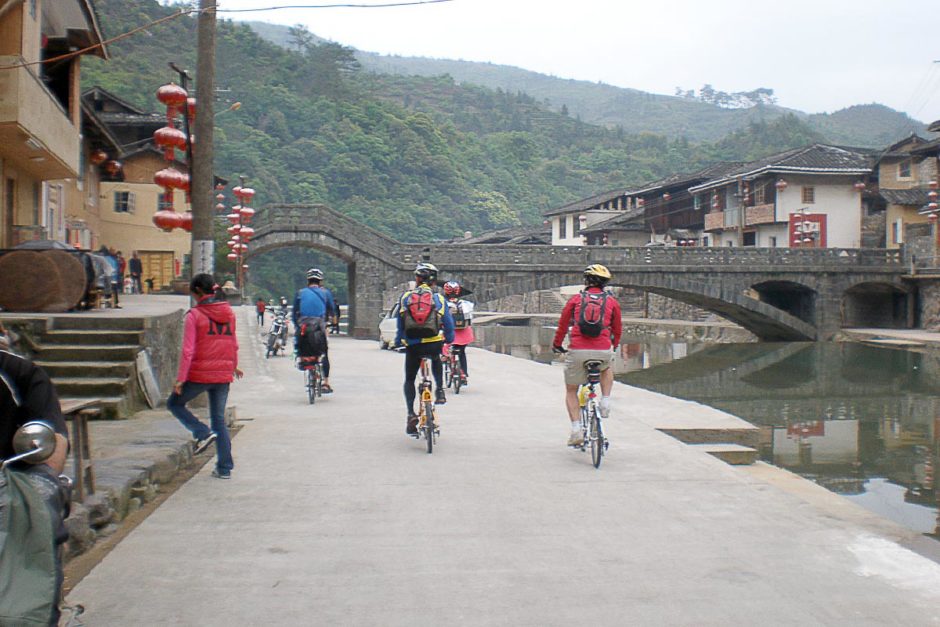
[0,0,456,71]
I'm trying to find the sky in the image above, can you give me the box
[208,0,940,124]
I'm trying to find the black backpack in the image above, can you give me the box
[577,291,609,337]
[298,319,327,357]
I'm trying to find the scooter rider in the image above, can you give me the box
[0,349,71,625]
[293,268,337,393]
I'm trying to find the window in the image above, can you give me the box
[574,215,582,238]
[755,185,766,205]
[702,236,709,247]
[899,160,911,179]
[158,192,173,211]
[801,186,815,204]
[114,191,136,213]
[891,221,899,245]
[742,231,756,247]
[557,216,567,239]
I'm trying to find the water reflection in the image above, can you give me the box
[475,323,940,537]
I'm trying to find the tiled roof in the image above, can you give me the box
[449,224,551,245]
[911,137,940,155]
[880,189,929,206]
[689,144,874,193]
[543,188,632,217]
[580,207,647,234]
[928,120,940,133]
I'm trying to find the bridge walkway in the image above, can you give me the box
[66,310,940,625]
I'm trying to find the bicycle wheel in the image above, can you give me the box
[306,370,316,404]
[452,360,462,395]
[424,401,435,454]
[590,407,603,468]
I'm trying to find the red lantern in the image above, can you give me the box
[90,149,108,166]
[154,127,188,160]
[239,226,255,238]
[227,224,241,235]
[929,181,939,190]
[157,83,188,107]
[929,213,938,222]
[232,186,242,197]
[854,181,866,191]
[662,193,671,201]
[238,207,255,222]
[929,190,938,201]
[637,198,645,207]
[215,203,226,211]
[154,167,186,190]
[227,252,237,260]
[153,210,183,232]
[775,179,788,191]
[226,213,241,225]
[215,193,225,201]
[227,239,237,248]
[104,160,123,177]
[215,182,225,190]
[179,211,193,232]
[187,97,196,121]
[929,202,939,211]
[238,187,255,202]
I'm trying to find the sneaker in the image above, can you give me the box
[211,469,231,479]
[460,375,468,387]
[194,432,217,454]
[567,431,584,447]
[435,389,446,405]
[406,413,419,436]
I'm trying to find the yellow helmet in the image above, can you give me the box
[583,264,612,283]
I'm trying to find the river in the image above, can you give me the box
[474,322,940,538]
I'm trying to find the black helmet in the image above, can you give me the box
[414,262,438,283]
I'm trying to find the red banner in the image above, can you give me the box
[789,213,827,247]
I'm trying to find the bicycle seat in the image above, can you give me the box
[583,360,603,384]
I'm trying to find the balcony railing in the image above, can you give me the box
[0,56,80,178]
[745,203,776,226]
[704,211,724,231]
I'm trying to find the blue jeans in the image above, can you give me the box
[167,382,233,473]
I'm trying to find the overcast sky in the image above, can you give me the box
[211,0,940,125]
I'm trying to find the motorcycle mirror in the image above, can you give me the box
[2,421,56,469]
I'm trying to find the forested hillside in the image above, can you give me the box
[82,1,841,300]
[244,21,926,147]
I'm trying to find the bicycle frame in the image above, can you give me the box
[577,360,608,467]
[417,357,438,453]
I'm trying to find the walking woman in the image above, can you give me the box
[168,274,243,479]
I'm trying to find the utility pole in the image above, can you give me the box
[191,0,217,277]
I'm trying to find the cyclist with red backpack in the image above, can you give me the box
[443,280,474,386]
[395,263,455,436]
[551,264,621,447]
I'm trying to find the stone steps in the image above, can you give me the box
[53,376,133,397]
[687,443,759,466]
[42,329,143,346]
[36,360,135,378]
[38,344,141,362]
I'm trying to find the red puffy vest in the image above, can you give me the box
[188,301,238,383]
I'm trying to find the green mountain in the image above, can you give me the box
[243,21,926,146]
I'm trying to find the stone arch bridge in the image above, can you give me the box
[250,204,912,342]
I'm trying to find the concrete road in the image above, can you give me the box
[68,308,940,625]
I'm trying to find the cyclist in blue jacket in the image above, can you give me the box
[293,268,337,393]
[395,263,455,435]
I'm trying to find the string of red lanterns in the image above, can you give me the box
[225,183,256,291]
[152,82,193,233]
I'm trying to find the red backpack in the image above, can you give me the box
[403,287,441,339]
[577,291,609,337]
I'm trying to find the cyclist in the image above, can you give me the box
[551,264,622,446]
[443,280,474,386]
[293,268,337,393]
[395,263,455,436]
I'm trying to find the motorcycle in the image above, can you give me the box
[265,309,290,358]
[1,422,80,626]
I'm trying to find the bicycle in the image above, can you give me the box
[577,359,608,468]
[444,345,463,395]
[300,356,323,404]
[416,357,439,453]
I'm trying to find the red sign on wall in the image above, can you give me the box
[787,420,825,438]
[789,212,827,247]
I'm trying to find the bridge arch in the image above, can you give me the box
[841,281,912,329]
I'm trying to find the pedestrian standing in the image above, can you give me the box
[129,251,143,294]
[167,274,243,479]
[116,251,127,293]
[99,246,120,308]
[255,297,266,326]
